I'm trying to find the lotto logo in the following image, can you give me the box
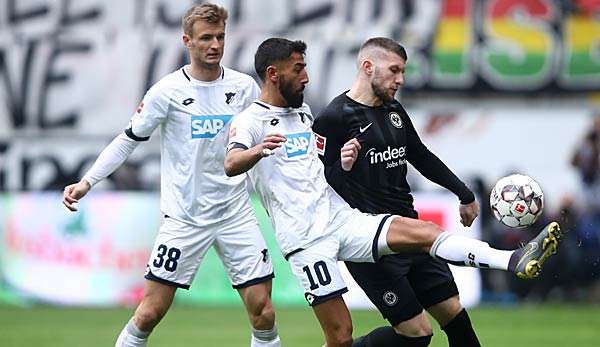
[284,132,312,157]
[191,115,233,138]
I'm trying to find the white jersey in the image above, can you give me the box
[228,101,354,256]
[128,66,260,226]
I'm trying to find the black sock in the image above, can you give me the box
[352,326,432,347]
[441,309,481,347]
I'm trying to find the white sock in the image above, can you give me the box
[430,232,514,270]
[251,326,281,347]
[115,318,150,347]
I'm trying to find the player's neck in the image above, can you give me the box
[259,86,291,108]
[186,62,222,82]
[347,80,382,107]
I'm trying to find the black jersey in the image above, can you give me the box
[313,92,474,217]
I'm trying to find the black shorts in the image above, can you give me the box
[345,252,459,326]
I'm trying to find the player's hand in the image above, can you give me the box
[459,200,479,227]
[62,180,92,212]
[259,133,286,157]
[340,138,361,171]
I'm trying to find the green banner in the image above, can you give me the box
[0,193,306,307]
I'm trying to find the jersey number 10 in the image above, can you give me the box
[302,260,332,290]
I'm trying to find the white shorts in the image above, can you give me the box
[145,207,274,289]
[288,212,394,306]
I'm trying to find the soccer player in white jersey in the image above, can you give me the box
[224,37,563,347]
[62,4,280,347]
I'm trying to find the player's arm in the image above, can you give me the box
[224,110,286,176]
[63,88,167,211]
[224,133,286,176]
[403,111,478,226]
[313,108,356,192]
[62,134,141,211]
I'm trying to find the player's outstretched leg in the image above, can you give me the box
[507,221,563,279]
[382,217,563,279]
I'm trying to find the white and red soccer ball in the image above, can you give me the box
[490,174,544,228]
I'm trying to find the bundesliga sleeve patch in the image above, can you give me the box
[314,132,326,156]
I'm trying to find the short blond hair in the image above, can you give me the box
[182,3,228,36]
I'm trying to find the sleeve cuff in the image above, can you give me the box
[459,190,475,205]
[124,128,150,142]
[227,142,249,152]
[81,176,98,188]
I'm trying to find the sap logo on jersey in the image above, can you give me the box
[191,115,233,138]
[285,132,312,157]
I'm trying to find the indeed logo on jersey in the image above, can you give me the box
[365,146,407,169]
[284,132,312,158]
[191,115,233,139]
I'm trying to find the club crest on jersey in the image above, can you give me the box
[191,115,233,139]
[225,92,236,104]
[284,132,312,158]
[389,112,402,128]
[383,291,398,306]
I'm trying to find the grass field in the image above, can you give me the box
[1,304,599,346]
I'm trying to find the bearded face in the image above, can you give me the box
[371,67,395,103]
[279,74,305,108]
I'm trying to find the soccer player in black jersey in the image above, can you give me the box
[313,37,493,347]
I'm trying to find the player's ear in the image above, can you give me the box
[362,59,374,75]
[266,65,279,83]
[182,34,192,48]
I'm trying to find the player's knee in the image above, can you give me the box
[134,306,165,332]
[422,221,443,247]
[393,314,433,337]
[431,295,463,326]
[424,221,443,235]
[445,296,463,317]
[134,297,172,332]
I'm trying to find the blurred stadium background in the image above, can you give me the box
[1,0,600,346]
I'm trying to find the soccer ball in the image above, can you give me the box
[490,174,544,228]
